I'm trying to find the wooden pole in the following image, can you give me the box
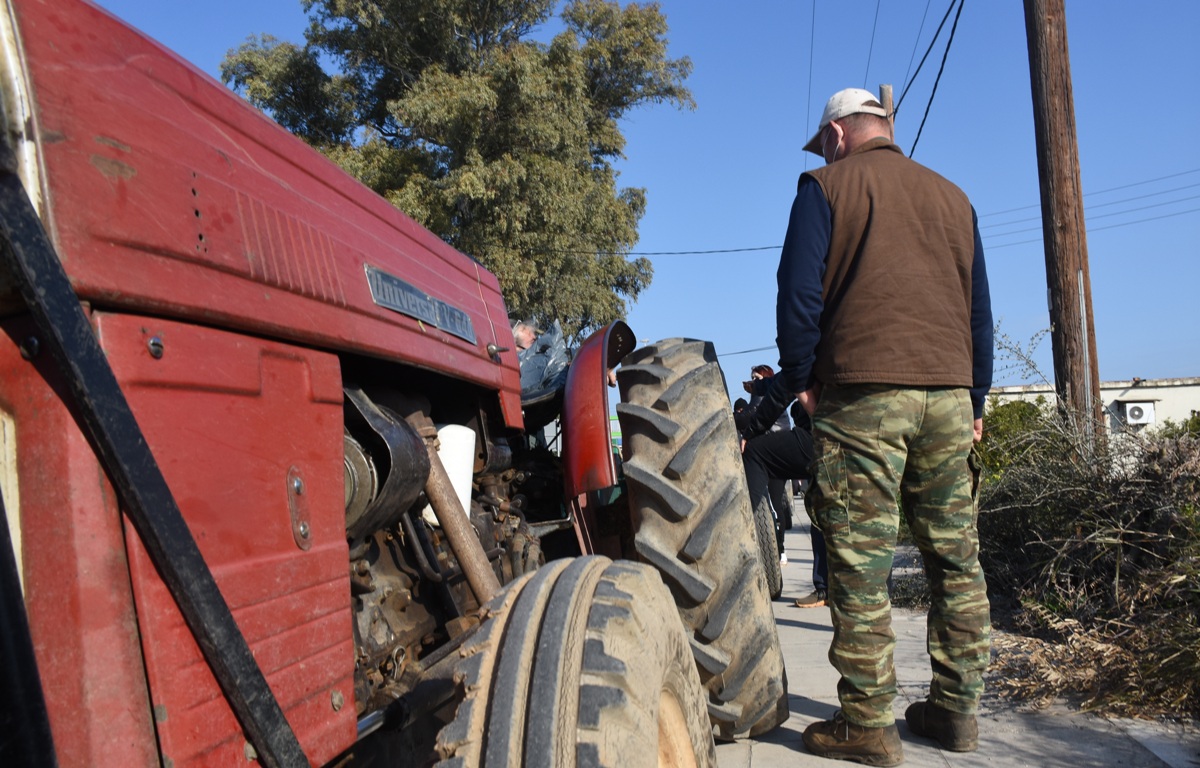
[879,84,895,138]
[1022,0,1102,443]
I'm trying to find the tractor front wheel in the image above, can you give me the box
[435,556,715,767]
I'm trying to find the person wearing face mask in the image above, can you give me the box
[765,87,994,766]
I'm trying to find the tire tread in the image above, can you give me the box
[616,338,788,740]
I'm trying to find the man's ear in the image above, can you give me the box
[822,120,846,163]
[829,120,846,144]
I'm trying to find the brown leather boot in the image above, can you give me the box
[802,710,904,766]
[904,700,978,752]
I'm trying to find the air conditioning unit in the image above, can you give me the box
[1124,401,1155,425]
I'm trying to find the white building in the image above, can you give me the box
[988,377,1200,431]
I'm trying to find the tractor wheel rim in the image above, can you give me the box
[657,689,698,768]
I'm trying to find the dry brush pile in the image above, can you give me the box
[973,400,1200,720]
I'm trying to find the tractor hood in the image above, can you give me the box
[0,0,522,427]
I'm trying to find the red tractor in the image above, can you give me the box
[0,1,786,766]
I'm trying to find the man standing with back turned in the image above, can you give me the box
[779,88,993,765]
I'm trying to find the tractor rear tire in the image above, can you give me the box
[752,496,783,600]
[434,556,715,767]
[616,339,788,740]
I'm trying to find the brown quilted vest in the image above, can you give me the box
[802,138,977,388]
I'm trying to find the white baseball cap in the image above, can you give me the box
[802,88,889,155]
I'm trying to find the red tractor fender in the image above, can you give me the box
[560,321,636,556]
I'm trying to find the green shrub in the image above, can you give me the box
[1159,410,1200,440]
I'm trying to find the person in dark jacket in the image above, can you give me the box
[743,365,794,549]
[738,370,809,567]
[750,87,993,765]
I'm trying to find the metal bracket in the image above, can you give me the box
[287,466,313,551]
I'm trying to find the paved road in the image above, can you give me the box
[717,503,1200,768]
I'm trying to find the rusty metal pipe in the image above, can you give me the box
[420,436,501,606]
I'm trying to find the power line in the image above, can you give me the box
[902,0,934,94]
[718,344,777,358]
[599,202,1198,258]
[606,245,780,256]
[909,0,965,158]
[804,0,817,172]
[1082,182,1200,209]
[986,206,1200,249]
[1081,194,1200,221]
[863,0,882,88]
[978,167,1200,217]
[1081,167,1200,198]
[1087,206,1200,233]
[500,169,1200,258]
[981,184,1200,232]
[979,182,1200,230]
[896,0,958,114]
[721,202,1200,361]
[606,168,1200,257]
[1084,189,1195,216]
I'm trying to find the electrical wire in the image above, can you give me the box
[981,182,1200,231]
[1086,206,1200,233]
[602,201,1197,258]
[902,0,934,95]
[895,0,959,114]
[724,199,1198,358]
[1079,194,1200,221]
[499,169,1200,258]
[715,343,772,357]
[720,202,1199,360]
[656,3,1187,364]
[559,203,1198,257]
[986,206,1200,249]
[620,169,1200,257]
[988,204,1200,246]
[909,0,965,158]
[597,245,781,256]
[863,0,882,88]
[804,0,817,172]
[978,167,1200,218]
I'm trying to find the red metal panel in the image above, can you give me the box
[94,312,356,767]
[560,322,636,557]
[561,326,620,500]
[0,315,160,768]
[8,0,522,428]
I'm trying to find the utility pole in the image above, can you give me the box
[879,84,894,136]
[1022,0,1103,444]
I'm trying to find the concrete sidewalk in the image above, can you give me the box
[717,505,1200,768]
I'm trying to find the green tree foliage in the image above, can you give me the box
[220,0,694,340]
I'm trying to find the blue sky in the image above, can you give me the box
[90,0,1200,405]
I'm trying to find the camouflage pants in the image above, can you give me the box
[807,383,991,728]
